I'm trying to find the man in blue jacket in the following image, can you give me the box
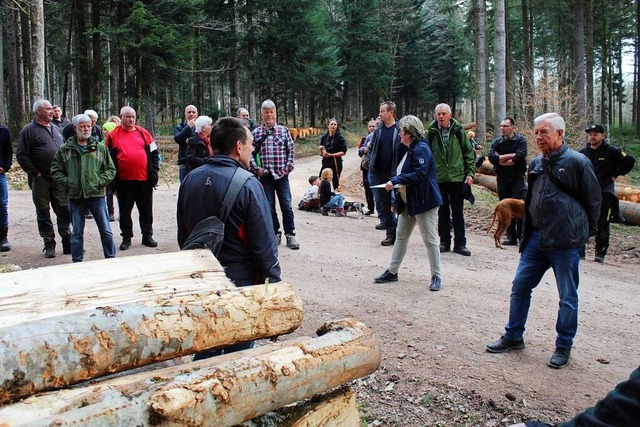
[177,117,281,359]
[486,113,601,369]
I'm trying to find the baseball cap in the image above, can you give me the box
[585,124,605,133]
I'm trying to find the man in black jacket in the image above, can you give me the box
[488,117,528,245]
[580,124,635,263]
[16,99,72,258]
[177,117,281,359]
[486,113,601,370]
[173,105,198,182]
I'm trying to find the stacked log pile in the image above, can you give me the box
[289,127,323,140]
[473,161,640,225]
[0,250,380,426]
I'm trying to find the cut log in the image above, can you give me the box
[620,200,640,224]
[0,319,380,427]
[476,159,496,176]
[0,283,303,404]
[473,173,497,193]
[239,386,360,427]
[0,249,229,329]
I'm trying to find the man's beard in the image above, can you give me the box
[78,130,91,140]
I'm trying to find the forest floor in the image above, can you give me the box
[2,148,639,426]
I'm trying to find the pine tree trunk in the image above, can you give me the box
[5,7,26,137]
[29,0,46,101]
[493,0,506,131]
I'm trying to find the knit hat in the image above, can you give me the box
[102,122,117,132]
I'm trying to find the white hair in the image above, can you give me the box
[83,109,98,120]
[534,112,565,133]
[119,106,136,116]
[72,114,92,127]
[32,99,50,113]
[434,103,451,114]
[195,115,213,133]
[261,99,276,110]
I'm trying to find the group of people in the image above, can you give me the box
[11,99,159,262]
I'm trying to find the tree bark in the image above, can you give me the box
[0,319,380,427]
[0,282,303,404]
[5,6,26,137]
[493,0,506,131]
[585,0,594,122]
[572,0,586,128]
[29,0,46,102]
[474,0,488,146]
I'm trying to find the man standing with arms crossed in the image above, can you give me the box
[426,103,475,256]
[174,105,198,182]
[488,117,528,245]
[17,99,72,258]
[250,99,299,250]
[580,124,635,263]
[486,113,601,369]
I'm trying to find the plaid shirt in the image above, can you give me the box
[250,124,295,179]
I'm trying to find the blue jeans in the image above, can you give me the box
[368,171,396,230]
[504,230,580,349]
[260,173,295,236]
[69,198,116,262]
[323,194,344,209]
[0,174,8,227]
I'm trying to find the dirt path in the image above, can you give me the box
[3,150,638,426]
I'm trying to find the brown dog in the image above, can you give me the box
[487,198,525,248]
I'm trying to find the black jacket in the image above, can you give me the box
[16,119,65,179]
[0,126,13,172]
[177,155,281,286]
[521,143,601,251]
[368,121,405,177]
[579,141,636,194]
[319,131,348,168]
[173,121,195,165]
[185,133,212,174]
[488,133,528,178]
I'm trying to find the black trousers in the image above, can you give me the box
[115,180,154,238]
[595,192,615,256]
[320,158,342,190]
[362,169,375,212]
[497,176,526,241]
[437,181,466,247]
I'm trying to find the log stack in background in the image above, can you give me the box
[0,250,380,426]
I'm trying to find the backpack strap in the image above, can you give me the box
[217,167,253,223]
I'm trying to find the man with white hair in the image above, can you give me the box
[486,112,601,369]
[16,99,72,258]
[105,106,159,251]
[250,99,299,250]
[62,109,104,141]
[51,114,116,262]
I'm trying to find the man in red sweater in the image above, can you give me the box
[105,106,159,251]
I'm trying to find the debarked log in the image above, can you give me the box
[0,249,229,329]
[237,386,360,427]
[0,283,303,405]
[0,319,380,427]
[473,173,497,193]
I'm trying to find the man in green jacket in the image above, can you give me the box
[426,103,476,256]
[51,114,117,262]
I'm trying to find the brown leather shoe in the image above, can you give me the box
[381,237,395,246]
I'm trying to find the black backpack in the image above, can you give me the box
[182,167,252,256]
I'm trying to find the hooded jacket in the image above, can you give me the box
[50,136,116,199]
[390,138,443,216]
[521,143,601,251]
[426,118,475,183]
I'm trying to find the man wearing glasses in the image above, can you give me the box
[488,117,528,245]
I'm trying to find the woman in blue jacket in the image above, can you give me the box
[374,115,444,291]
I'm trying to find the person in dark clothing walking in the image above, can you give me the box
[488,117,528,245]
[16,99,72,258]
[579,124,635,263]
[0,125,13,251]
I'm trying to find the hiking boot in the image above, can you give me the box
[0,226,11,252]
[381,236,395,246]
[142,235,158,248]
[276,231,282,244]
[453,245,471,256]
[322,208,330,216]
[439,243,450,253]
[375,223,386,230]
[548,347,571,369]
[43,241,56,258]
[594,254,605,263]
[429,275,441,291]
[486,336,525,353]
[62,236,71,255]
[286,234,300,250]
[501,237,517,246]
[374,269,398,283]
[119,237,132,251]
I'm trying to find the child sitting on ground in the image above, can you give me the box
[298,175,321,211]
[319,168,346,217]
